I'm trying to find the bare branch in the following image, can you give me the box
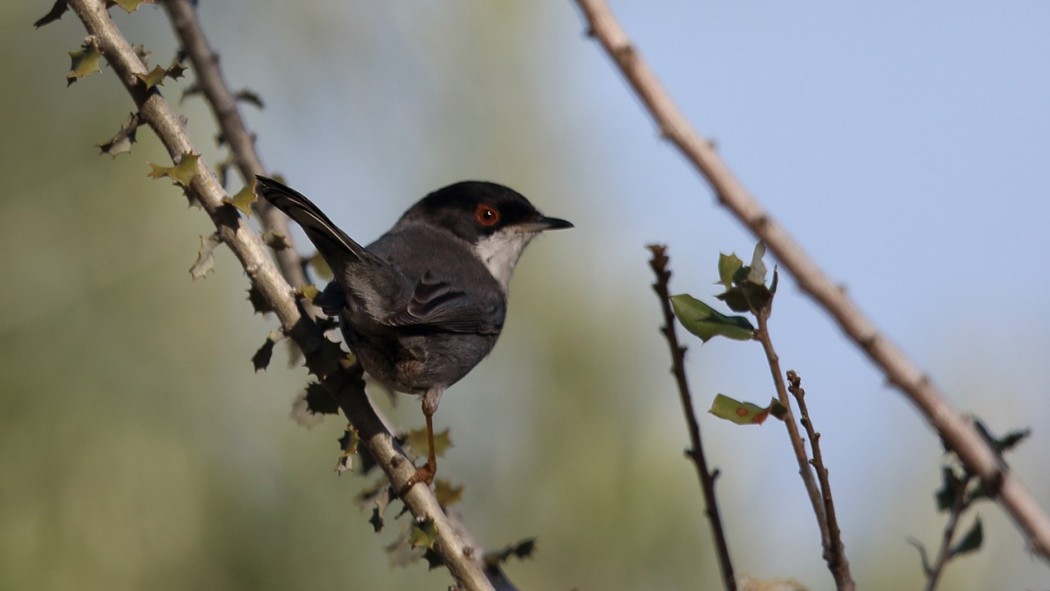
[648,245,737,591]
[787,370,853,590]
[573,0,1050,561]
[64,1,499,587]
[752,311,833,551]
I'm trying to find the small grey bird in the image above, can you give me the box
[255,175,572,488]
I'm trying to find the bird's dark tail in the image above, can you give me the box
[254,175,369,263]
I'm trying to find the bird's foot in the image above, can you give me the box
[400,462,435,495]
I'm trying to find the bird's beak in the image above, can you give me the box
[521,215,573,233]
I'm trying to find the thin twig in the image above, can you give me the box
[923,480,968,591]
[752,311,834,564]
[63,1,497,588]
[648,245,737,591]
[787,370,853,590]
[572,0,1050,560]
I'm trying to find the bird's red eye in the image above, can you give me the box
[474,204,500,227]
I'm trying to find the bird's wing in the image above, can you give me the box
[382,271,503,334]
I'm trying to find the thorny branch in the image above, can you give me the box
[62,1,506,588]
[572,0,1050,561]
[648,245,737,591]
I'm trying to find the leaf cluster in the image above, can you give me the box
[670,241,777,344]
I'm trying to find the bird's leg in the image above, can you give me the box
[404,387,444,491]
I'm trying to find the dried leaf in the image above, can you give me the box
[246,285,272,314]
[96,112,140,157]
[34,0,68,28]
[486,538,537,566]
[189,232,221,281]
[252,336,277,372]
[434,479,464,507]
[262,229,292,251]
[235,88,264,109]
[166,53,188,80]
[405,427,452,459]
[303,381,338,415]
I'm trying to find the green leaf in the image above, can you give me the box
[112,0,152,13]
[335,424,358,474]
[308,253,333,280]
[134,65,168,90]
[223,184,256,217]
[96,112,140,157]
[670,294,755,342]
[717,252,743,288]
[67,43,102,86]
[34,0,68,28]
[148,152,199,187]
[768,398,789,421]
[949,517,983,557]
[409,518,438,549]
[189,232,221,281]
[709,393,774,425]
[716,287,752,313]
[298,284,321,304]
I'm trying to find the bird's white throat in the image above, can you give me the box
[471,228,537,293]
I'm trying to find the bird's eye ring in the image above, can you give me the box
[474,204,500,227]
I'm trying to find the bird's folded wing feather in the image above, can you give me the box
[382,271,502,334]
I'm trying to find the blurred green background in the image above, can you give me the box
[4,2,1049,590]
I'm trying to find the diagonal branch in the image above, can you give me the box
[572,0,1050,561]
[64,1,500,588]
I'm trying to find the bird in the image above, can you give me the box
[254,175,572,488]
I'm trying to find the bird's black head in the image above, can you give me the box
[401,181,572,244]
